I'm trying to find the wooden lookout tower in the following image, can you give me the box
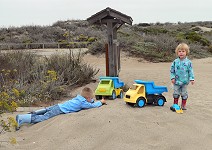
[87,7,133,77]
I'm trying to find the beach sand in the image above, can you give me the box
[1,51,212,150]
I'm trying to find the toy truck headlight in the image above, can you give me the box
[99,88,106,92]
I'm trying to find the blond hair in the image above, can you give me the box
[80,87,94,99]
[175,43,190,55]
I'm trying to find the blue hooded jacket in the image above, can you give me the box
[170,57,195,85]
[58,95,102,113]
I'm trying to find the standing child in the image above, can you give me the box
[16,87,106,130]
[170,43,195,110]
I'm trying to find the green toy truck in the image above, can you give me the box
[95,76,124,100]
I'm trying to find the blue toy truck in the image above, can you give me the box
[124,80,168,107]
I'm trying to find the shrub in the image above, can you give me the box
[140,34,178,62]
[0,50,99,106]
[87,37,97,42]
[177,31,210,46]
[87,40,106,54]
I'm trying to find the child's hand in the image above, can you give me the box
[171,79,175,84]
[101,98,107,105]
[190,80,195,85]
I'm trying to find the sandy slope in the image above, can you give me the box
[1,51,212,150]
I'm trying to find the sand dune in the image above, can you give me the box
[1,52,212,150]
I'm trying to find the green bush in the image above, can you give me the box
[87,37,97,42]
[177,31,210,46]
[0,50,99,106]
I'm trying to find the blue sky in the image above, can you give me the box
[0,0,211,27]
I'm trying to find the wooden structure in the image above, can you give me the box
[87,7,133,77]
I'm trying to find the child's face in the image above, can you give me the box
[86,97,93,102]
[177,49,187,59]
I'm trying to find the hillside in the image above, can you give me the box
[0,20,212,62]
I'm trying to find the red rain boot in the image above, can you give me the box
[174,98,179,105]
[182,99,187,110]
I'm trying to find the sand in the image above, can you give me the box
[0,51,212,150]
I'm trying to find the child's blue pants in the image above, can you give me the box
[31,104,64,123]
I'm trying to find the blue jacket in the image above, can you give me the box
[170,57,195,85]
[58,95,102,113]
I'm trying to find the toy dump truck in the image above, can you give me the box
[124,80,168,107]
[95,76,124,100]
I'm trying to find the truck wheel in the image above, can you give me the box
[118,90,124,99]
[95,95,101,100]
[155,96,166,106]
[136,97,146,108]
[109,90,116,100]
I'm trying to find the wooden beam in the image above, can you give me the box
[87,7,133,25]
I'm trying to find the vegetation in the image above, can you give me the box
[1,20,211,62]
[121,22,212,62]
[0,50,98,107]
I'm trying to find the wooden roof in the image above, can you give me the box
[87,7,133,25]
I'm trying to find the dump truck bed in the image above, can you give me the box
[134,80,168,94]
[100,76,124,88]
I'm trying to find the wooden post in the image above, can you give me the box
[105,44,109,76]
[113,25,118,77]
[107,20,115,76]
[117,45,120,72]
